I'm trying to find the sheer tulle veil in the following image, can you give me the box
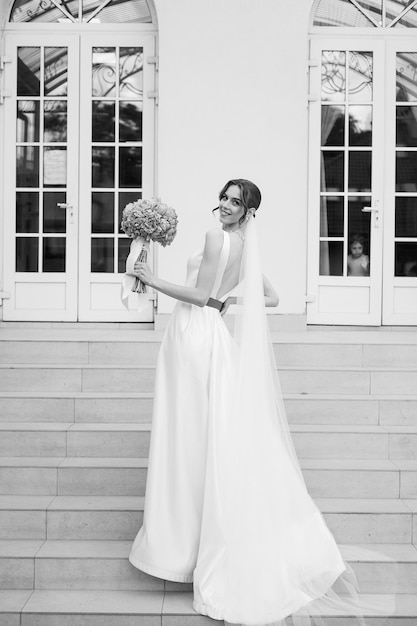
[220,213,397,626]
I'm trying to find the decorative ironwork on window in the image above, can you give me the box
[9,0,153,24]
[314,0,417,28]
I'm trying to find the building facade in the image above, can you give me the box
[1,0,416,326]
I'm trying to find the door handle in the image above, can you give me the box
[362,203,380,228]
[57,202,75,225]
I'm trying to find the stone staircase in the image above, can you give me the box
[0,326,417,624]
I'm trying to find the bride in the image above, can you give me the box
[129,179,391,626]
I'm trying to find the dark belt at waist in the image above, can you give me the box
[206,297,224,312]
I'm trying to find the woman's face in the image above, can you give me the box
[218,185,245,227]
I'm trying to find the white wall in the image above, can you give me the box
[154,0,314,313]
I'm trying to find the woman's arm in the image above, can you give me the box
[134,229,224,307]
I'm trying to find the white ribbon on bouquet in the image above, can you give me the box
[121,237,150,312]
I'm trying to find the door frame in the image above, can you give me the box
[307,37,385,325]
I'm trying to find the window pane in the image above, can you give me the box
[393,8,417,28]
[396,53,417,102]
[10,0,79,22]
[44,147,67,187]
[119,191,142,233]
[16,237,38,272]
[349,105,372,146]
[118,237,131,273]
[120,47,143,97]
[43,237,66,272]
[314,0,375,27]
[43,192,66,233]
[17,101,40,142]
[348,151,372,192]
[92,47,116,97]
[45,48,68,96]
[396,106,417,147]
[92,101,115,141]
[83,0,152,23]
[16,146,39,187]
[91,238,114,272]
[320,196,344,237]
[348,52,373,103]
[321,106,345,146]
[17,47,40,96]
[92,192,115,233]
[348,197,371,276]
[120,101,143,142]
[16,192,39,233]
[321,51,346,103]
[119,147,142,187]
[396,197,417,237]
[321,151,344,192]
[44,101,67,142]
[320,241,343,276]
[395,242,417,276]
[396,152,417,191]
[92,147,115,187]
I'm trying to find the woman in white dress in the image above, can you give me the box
[129,179,392,626]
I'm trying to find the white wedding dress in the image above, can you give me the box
[129,221,394,626]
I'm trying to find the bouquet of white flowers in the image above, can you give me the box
[120,198,178,309]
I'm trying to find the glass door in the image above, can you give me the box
[3,34,79,321]
[78,34,156,321]
[383,40,417,324]
[307,39,385,325]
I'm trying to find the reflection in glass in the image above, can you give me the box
[17,101,40,142]
[118,237,131,273]
[320,241,343,276]
[44,147,67,187]
[321,51,346,102]
[92,47,116,97]
[119,191,142,232]
[44,101,67,142]
[348,52,373,102]
[119,147,142,187]
[120,47,143,97]
[395,242,417,276]
[394,8,417,28]
[348,151,372,191]
[396,53,417,101]
[16,237,38,272]
[396,106,417,146]
[43,192,66,233]
[91,238,114,272]
[16,192,39,233]
[10,0,79,23]
[396,197,417,237]
[120,101,143,142]
[17,47,40,96]
[10,0,152,23]
[321,151,344,192]
[44,48,68,96]
[92,192,114,233]
[349,105,372,146]
[16,146,39,187]
[314,0,375,27]
[321,106,344,146]
[320,196,344,237]
[396,152,417,191]
[43,237,66,272]
[92,147,115,187]
[92,101,115,141]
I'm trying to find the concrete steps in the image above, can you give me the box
[2,422,417,460]
[1,328,417,623]
[0,540,415,593]
[0,495,415,543]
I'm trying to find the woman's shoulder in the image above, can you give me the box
[204,227,225,245]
